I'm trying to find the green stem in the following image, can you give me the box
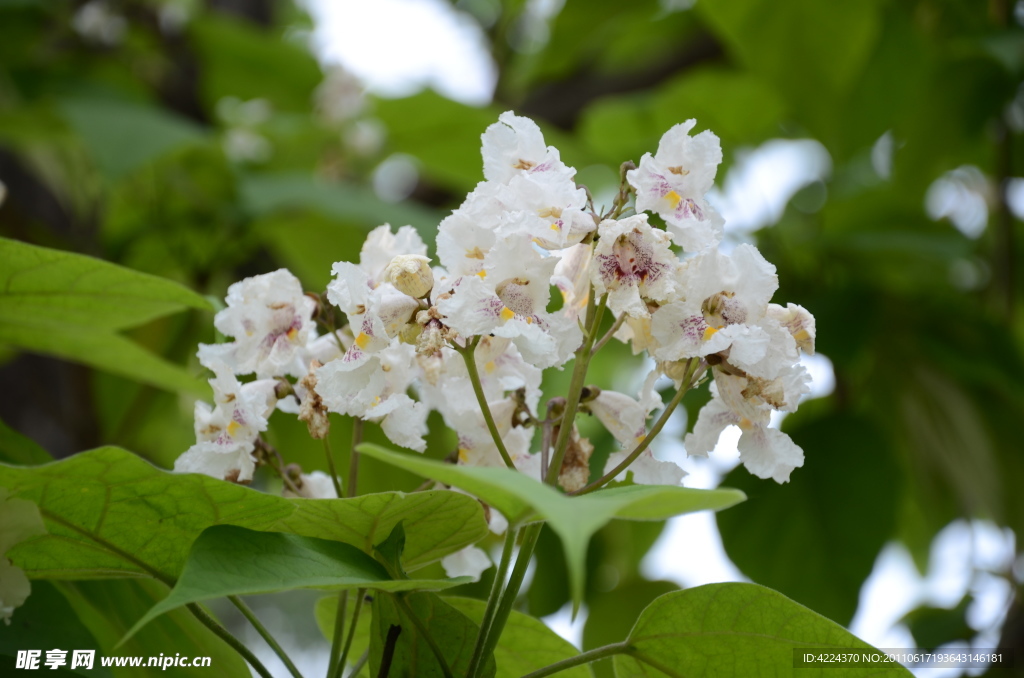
[333,588,367,678]
[346,650,369,678]
[545,293,606,485]
[519,642,632,678]
[457,337,516,469]
[395,595,453,678]
[327,592,348,678]
[465,528,517,678]
[229,596,304,678]
[476,523,543,673]
[590,312,626,356]
[348,418,363,497]
[186,603,274,678]
[573,358,704,496]
[323,437,344,499]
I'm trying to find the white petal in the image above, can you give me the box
[441,545,492,582]
[737,425,804,483]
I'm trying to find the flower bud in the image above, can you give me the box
[385,254,434,299]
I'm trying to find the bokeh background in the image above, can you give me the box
[1,1,1023,676]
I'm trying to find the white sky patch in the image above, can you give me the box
[304,0,496,105]
[542,603,588,649]
[709,138,832,236]
[925,166,991,239]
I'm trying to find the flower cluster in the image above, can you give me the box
[175,111,815,516]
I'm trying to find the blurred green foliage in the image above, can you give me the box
[1,0,1022,672]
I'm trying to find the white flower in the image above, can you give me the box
[685,369,809,483]
[436,182,506,278]
[284,471,339,499]
[441,545,492,582]
[591,215,679,319]
[481,111,573,184]
[358,224,428,284]
[594,372,686,486]
[316,344,429,452]
[551,243,592,324]
[766,303,816,354]
[0,489,46,625]
[437,235,582,369]
[174,365,278,482]
[628,120,724,252]
[650,244,790,378]
[497,174,595,249]
[199,269,317,379]
[385,254,434,299]
[602,448,686,486]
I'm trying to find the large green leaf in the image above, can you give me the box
[0,238,211,394]
[55,579,251,678]
[0,447,487,582]
[0,238,209,330]
[125,525,469,641]
[357,443,744,608]
[59,97,206,180]
[0,417,49,466]
[369,591,496,678]
[0,581,112,678]
[699,0,882,131]
[717,412,901,625]
[613,583,912,677]
[446,596,593,678]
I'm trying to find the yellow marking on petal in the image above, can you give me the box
[667,166,689,176]
[466,246,486,260]
[227,421,242,437]
[355,332,371,349]
[738,418,754,430]
[458,448,470,463]
[635,433,647,443]
[702,326,719,341]
[372,396,382,406]
[286,327,299,341]
[500,306,515,321]
[484,361,496,374]
[793,328,811,343]
[476,270,487,279]
[665,190,683,209]
[525,316,533,324]
[514,159,535,170]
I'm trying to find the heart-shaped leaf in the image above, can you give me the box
[357,443,744,610]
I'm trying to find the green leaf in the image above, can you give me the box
[374,521,409,579]
[189,15,323,113]
[583,580,677,678]
[0,447,486,582]
[55,579,251,678]
[0,238,211,394]
[0,238,209,330]
[373,91,504,191]
[699,0,882,141]
[0,581,112,678]
[240,172,443,239]
[125,525,469,642]
[717,412,902,625]
[357,443,745,610]
[613,583,912,677]
[59,96,206,180]
[445,596,593,678]
[370,591,496,678]
[0,417,50,466]
[282,490,490,571]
